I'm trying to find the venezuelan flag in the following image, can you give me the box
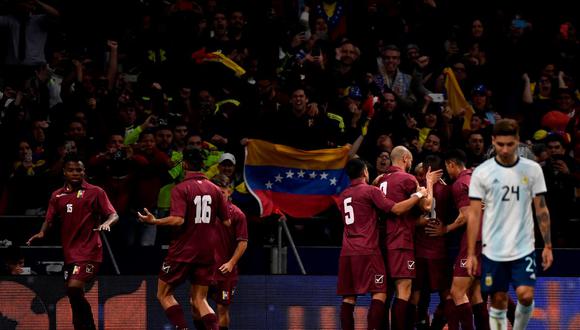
[244,139,351,218]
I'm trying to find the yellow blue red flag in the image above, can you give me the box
[244,139,351,218]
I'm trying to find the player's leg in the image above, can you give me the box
[449,276,475,330]
[513,286,534,330]
[368,292,386,330]
[483,254,510,330]
[390,278,412,330]
[191,284,218,330]
[470,279,489,330]
[158,278,188,329]
[511,251,538,330]
[190,296,205,330]
[216,303,230,330]
[66,279,95,330]
[341,296,357,330]
[489,292,509,330]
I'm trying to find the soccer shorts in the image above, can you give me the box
[63,262,100,283]
[387,249,416,279]
[481,251,537,294]
[210,277,238,306]
[414,257,450,292]
[337,255,387,296]
[453,242,482,277]
[158,259,215,286]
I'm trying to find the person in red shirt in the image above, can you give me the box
[27,154,118,330]
[208,174,248,330]
[138,147,229,330]
[338,158,427,330]
[373,146,439,330]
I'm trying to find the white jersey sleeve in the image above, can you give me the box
[530,162,547,196]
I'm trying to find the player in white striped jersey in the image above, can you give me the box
[465,119,553,330]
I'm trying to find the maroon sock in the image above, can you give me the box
[472,303,490,330]
[444,299,459,330]
[406,303,417,330]
[194,319,206,330]
[507,296,516,326]
[456,302,475,330]
[66,287,95,330]
[165,305,188,329]
[430,301,446,330]
[367,299,385,330]
[219,327,228,330]
[202,313,218,330]
[391,298,408,330]
[340,302,355,330]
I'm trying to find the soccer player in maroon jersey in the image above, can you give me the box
[373,146,438,330]
[444,149,486,330]
[27,154,119,330]
[338,158,427,330]
[138,147,229,330]
[208,174,248,330]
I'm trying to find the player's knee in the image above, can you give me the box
[217,304,230,320]
[517,291,534,306]
[66,286,84,301]
[191,296,206,309]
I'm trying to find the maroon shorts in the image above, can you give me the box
[209,277,238,305]
[63,262,100,283]
[414,257,450,292]
[387,249,416,279]
[337,255,387,296]
[453,242,482,277]
[158,259,215,286]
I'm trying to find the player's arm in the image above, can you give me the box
[533,194,554,270]
[419,167,443,212]
[27,220,51,245]
[138,208,184,226]
[219,240,248,274]
[465,199,482,276]
[425,208,466,236]
[94,189,119,231]
[391,186,427,215]
[27,195,57,245]
[95,212,119,232]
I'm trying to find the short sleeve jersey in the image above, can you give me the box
[376,166,419,250]
[166,172,228,264]
[214,201,248,278]
[45,181,116,264]
[338,178,395,256]
[469,157,547,261]
[415,181,450,258]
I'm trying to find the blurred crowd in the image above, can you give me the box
[1,0,579,247]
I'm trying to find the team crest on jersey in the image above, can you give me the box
[407,260,415,270]
[374,274,384,284]
[77,190,84,198]
[522,176,529,185]
[162,262,171,273]
[485,274,493,287]
[222,290,229,301]
[86,264,94,274]
[73,265,80,275]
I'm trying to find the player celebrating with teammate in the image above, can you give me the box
[138,147,229,330]
[27,154,119,330]
[466,119,554,330]
[338,158,427,330]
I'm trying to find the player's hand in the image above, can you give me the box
[219,261,234,274]
[27,232,44,246]
[222,218,232,227]
[426,167,443,184]
[425,220,446,236]
[94,223,111,232]
[542,247,553,271]
[466,254,478,277]
[137,208,156,224]
[416,186,428,197]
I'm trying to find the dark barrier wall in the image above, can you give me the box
[1,275,579,329]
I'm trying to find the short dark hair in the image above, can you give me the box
[345,158,367,180]
[63,153,82,165]
[444,149,467,166]
[492,119,519,137]
[211,174,231,188]
[182,146,204,171]
[545,133,565,146]
[424,154,444,171]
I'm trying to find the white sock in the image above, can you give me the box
[489,307,508,330]
[513,300,534,330]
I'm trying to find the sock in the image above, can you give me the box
[406,303,417,330]
[340,302,355,330]
[391,298,408,330]
[219,327,228,330]
[66,287,95,330]
[513,300,534,330]
[194,319,206,330]
[165,305,188,329]
[202,313,218,330]
[489,307,507,330]
[444,299,459,330]
[507,297,517,326]
[367,299,385,330]
[430,301,447,330]
[473,302,490,330]
[456,302,475,330]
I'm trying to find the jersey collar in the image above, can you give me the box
[493,156,520,168]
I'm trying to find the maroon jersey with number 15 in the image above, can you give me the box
[166,172,228,264]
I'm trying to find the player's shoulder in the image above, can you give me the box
[472,158,495,176]
[518,157,542,171]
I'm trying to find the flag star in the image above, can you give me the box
[275,174,283,182]
[265,181,273,189]
[320,172,329,180]
[297,170,305,178]
[330,177,337,186]
[285,170,295,178]
[309,171,317,179]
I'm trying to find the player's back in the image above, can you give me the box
[470,157,546,261]
[166,173,228,264]
[415,181,450,259]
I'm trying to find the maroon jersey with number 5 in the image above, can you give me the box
[46,181,116,264]
[338,178,395,256]
[166,172,228,264]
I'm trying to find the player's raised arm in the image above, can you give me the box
[138,208,185,226]
[465,199,482,276]
[533,194,553,270]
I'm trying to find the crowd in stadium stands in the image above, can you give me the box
[0,0,579,248]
